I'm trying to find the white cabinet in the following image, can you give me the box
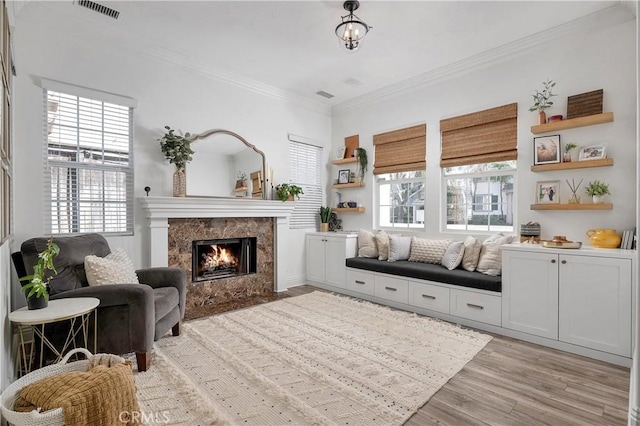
[346,269,375,295]
[306,233,357,288]
[374,275,409,304]
[502,244,634,358]
[502,250,559,339]
[450,289,502,326]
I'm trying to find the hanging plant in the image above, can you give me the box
[356,147,368,182]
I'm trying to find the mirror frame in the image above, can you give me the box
[186,129,267,199]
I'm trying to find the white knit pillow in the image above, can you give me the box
[357,229,378,258]
[375,231,390,261]
[441,241,465,271]
[476,235,515,276]
[461,236,482,272]
[408,237,452,264]
[85,248,139,286]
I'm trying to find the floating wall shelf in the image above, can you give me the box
[531,158,613,172]
[331,157,357,165]
[530,203,613,211]
[531,112,614,134]
[332,207,365,213]
[332,182,364,189]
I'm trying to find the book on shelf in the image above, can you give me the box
[621,231,628,249]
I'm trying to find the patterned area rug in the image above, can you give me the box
[136,291,492,425]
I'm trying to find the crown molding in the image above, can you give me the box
[332,3,636,115]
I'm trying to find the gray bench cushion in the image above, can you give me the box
[345,258,501,293]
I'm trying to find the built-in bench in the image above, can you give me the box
[345,257,501,293]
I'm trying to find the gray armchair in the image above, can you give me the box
[14,233,186,371]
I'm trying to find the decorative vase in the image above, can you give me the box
[173,169,186,197]
[538,111,547,125]
[586,229,622,248]
[320,223,329,232]
[592,195,604,204]
[568,194,580,204]
[26,296,48,310]
[563,152,572,163]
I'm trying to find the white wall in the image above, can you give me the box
[331,20,637,243]
[10,4,331,305]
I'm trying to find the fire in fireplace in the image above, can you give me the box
[192,237,257,282]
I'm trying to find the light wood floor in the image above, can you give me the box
[283,285,630,425]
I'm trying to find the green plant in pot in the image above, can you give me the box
[158,125,194,197]
[529,79,557,124]
[563,143,578,162]
[585,180,610,204]
[20,238,59,310]
[319,206,332,232]
[355,147,368,183]
[275,183,303,201]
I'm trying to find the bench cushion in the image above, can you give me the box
[345,257,501,293]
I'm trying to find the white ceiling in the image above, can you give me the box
[16,1,631,109]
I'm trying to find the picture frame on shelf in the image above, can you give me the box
[338,169,350,184]
[335,145,346,160]
[578,144,606,161]
[535,180,561,204]
[533,135,561,165]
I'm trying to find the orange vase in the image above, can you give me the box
[538,111,547,125]
[586,229,622,248]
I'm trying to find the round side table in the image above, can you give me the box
[9,297,99,375]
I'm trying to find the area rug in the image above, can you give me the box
[136,291,492,425]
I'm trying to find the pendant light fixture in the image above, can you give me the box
[335,0,372,52]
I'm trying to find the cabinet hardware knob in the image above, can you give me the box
[467,303,484,310]
[422,294,436,300]
[355,280,365,285]
[561,260,567,264]
[551,259,556,263]
[385,287,397,291]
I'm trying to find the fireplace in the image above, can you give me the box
[192,237,257,282]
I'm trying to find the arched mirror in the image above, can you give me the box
[186,129,266,199]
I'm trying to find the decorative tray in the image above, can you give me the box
[541,240,582,249]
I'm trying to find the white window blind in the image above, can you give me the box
[43,88,134,235]
[288,140,322,229]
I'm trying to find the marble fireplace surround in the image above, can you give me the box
[138,196,294,295]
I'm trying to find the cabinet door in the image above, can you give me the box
[502,250,559,339]
[559,255,632,357]
[306,236,326,283]
[325,237,348,287]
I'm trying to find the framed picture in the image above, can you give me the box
[578,144,606,161]
[533,135,561,165]
[338,169,350,184]
[334,145,346,160]
[535,180,561,204]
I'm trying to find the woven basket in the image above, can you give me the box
[0,348,93,426]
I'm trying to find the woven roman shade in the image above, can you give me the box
[440,103,517,168]
[373,124,426,175]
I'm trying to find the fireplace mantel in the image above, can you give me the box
[138,196,295,291]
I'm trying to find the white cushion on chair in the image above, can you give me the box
[85,248,139,286]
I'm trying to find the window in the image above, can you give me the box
[377,171,425,229]
[288,136,322,229]
[444,161,515,232]
[44,85,134,235]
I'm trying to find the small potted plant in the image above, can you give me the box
[20,237,59,310]
[563,143,578,163]
[585,180,610,204]
[319,206,332,232]
[529,79,557,124]
[158,125,194,197]
[355,147,368,183]
[275,183,303,202]
[236,171,247,189]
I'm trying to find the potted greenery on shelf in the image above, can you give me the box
[275,183,303,201]
[563,143,578,162]
[585,180,610,204]
[319,206,332,232]
[20,237,59,310]
[355,147,368,183]
[158,125,194,197]
[529,79,557,125]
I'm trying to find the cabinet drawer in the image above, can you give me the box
[346,269,375,296]
[409,281,450,314]
[374,276,409,304]
[450,289,501,326]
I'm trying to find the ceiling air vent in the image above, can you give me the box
[316,90,335,99]
[75,0,120,19]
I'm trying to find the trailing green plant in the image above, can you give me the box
[21,238,59,300]
[356,147,368,182]
[585,180,611,197]
[158,125,194,171]
[319,206,332,223]
[275,183,304,201]
[529,79,557,112]
[564,143,578,153]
